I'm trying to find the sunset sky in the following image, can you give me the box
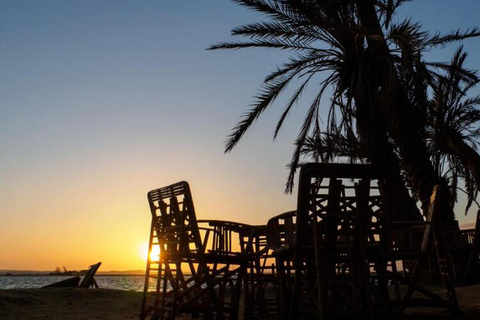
[2,1,480,272]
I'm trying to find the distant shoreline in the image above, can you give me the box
[0,274,145,277]
[0,270,145,277]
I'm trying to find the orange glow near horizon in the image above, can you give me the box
[1,178,477,272]
[1,173,477,273]
[0,172,296,271]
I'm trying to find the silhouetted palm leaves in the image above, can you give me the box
[428,47,480,214]
[210,0,480,221]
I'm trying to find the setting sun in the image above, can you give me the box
[140,242,160,262]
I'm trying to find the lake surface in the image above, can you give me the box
[0,275,155,291]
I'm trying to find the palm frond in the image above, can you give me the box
[207,38,316,51]
[285,86,324,192]
[388,18,427,56]
[231,0,303,24]
[425,28,480,47]
[273,74,313,138]
[378,0,410,29]
[225,72,296,152]
[264,49,340,82]
[231,21,318,44]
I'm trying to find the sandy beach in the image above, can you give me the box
[0,288,142,320]
[403,284,480,319]
[1,285,480,319]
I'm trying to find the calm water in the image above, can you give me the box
[0,275,157,291]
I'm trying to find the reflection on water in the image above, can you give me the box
[0,275,162,292]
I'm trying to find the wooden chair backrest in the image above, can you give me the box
[295,163,391,261]
[147,181,204,256]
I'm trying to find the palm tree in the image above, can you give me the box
[298,104,423,220]
[300,46,480,220]
[209,0,480,224]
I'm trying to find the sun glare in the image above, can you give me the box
[140,242,160,261]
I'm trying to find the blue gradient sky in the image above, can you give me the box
[1,1,480,270]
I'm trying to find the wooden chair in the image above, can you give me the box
[233,223,279,320]
[386,185,458,312]
[197,220,275,319]
[284,164,393,319]
[444,209,480,284]
[286,163,458,319]
[140,181,248,320]
[265,211,296,319]
[462,210,480,283]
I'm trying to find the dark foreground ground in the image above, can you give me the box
[0,285,479,319]
[403,283,480,319]
[0,288,143,320]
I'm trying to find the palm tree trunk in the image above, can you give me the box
[355,0,447,220]
[353,82,422,221]
[366,126,423,221]
[388,89,441,213]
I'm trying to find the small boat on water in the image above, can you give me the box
[42,262,102,288]
[42,276,81,288]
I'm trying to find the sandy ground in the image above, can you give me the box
[403,284,480,319]
[0,288,143,320]
[1,285,480,319]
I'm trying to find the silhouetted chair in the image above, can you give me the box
[79,262,101,288]
[386,185,458,312]
[282,163,458,319]
[462,210,480,283]
[265,210,296,319]
[444,209,480,284]
[240,223,279,319]
[196,219,271,319]
[140,181,248,320]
